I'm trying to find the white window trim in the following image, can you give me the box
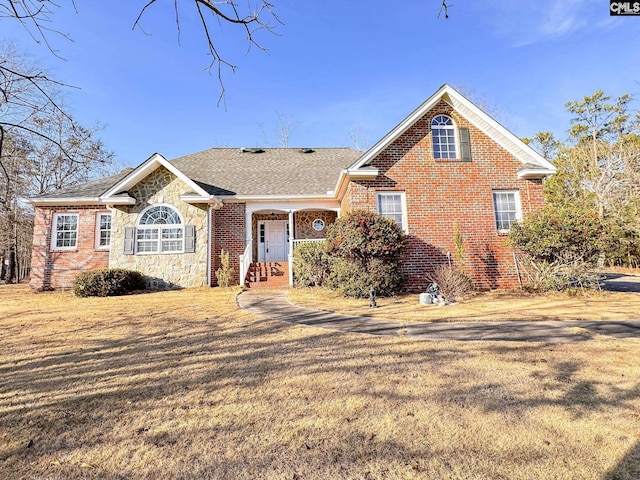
[376,191,409,233]
[51,213,79,251]
[95,212,112,250]
[431,115,460,160]
[492,190,522,233]
[135,204,185,255]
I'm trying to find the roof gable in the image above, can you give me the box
[349,84,555,176]
[101,153,212,202]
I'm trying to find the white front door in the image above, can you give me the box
[259,220,289,262]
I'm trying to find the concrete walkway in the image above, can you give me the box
[237,289,640,343]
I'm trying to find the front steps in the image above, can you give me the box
[245,262,289,288]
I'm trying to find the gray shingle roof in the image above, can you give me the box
[28,148,364,202]
[30,168,134,200]
[171,148,362,196]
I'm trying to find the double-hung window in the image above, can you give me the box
[376,192,408,232]
[493,190,521,232]
[52,213,79,250]
[136,205,184,253]
[96,213,112,249]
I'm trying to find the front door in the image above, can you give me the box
[259,220,289,262]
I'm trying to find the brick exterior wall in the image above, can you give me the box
[344,100,546,291]
[212,203,246,286]
[29,206,110,290]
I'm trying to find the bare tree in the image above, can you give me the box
[349,126,370,152]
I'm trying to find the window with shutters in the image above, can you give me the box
[135,205,185,253]
[431,115,471,161]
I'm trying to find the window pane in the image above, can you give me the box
[378,194,404,228]
[54,214,78,248]
[139,206,181,225]
[493,192,519,231]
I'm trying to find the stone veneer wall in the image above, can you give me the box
[110,166,209,288]
[294,210,337,239]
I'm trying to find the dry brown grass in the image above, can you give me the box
[1,284,640,479]
[288,287,640,323]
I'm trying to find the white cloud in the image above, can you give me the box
[473,0,605,46]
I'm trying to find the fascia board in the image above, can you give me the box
[218,194,335,201]
[181,194,223,209]
[346,168,379,178]
[101,153,210,200]
[26,197,103,206]
[333,168,380,201]
[517,168,556,179]
[26,196,137,206]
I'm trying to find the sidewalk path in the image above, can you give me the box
[237,289,640,343]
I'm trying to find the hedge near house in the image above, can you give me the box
[324,210,407,297]
[292,240,331,288]
[74,269,146,297]
[508,207,607,290]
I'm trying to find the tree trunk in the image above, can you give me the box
[0,249,6,280]
[7,245,15,283]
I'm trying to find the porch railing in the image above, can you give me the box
[291,238,326,250]
[239,240,252,286]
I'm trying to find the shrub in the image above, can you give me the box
[326,257,405,298]
[324,210,407,298]
[74,269,146,297]
[292,241,331,287]
[215,249,235,288]
[508,207,606,264]
[509,207,607,291]
[325,209,407,261]
[515,256,602,292]
[427,265,473,302]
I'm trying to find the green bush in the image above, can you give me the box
[508,207,607,291]
[326,209,407,261]
[322,210,407,298]
[292,241,331,287]
[74,269,146,297]
[326,257,404,298]
[508,207,606,264]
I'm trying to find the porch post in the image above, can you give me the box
[288,209,294,286]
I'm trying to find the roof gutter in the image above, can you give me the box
[26,195,136,206]
[333,167,379,201]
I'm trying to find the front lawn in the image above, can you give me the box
[288,287,640,322]
[1,284,639,479]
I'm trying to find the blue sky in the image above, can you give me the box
[2,1,639,169]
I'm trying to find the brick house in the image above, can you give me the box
[27,84,555,291]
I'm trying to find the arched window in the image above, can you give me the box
[431,115,457,159]
[136,204,184,253]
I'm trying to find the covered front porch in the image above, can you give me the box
[239,202,340,287]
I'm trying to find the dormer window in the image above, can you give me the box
[431,115,472,161]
